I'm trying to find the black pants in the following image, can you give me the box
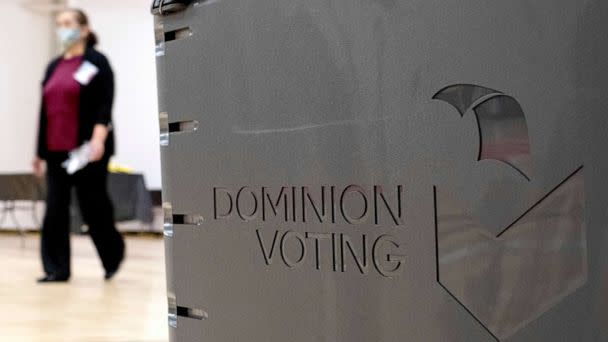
[41,153,125,279]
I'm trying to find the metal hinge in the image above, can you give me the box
[167,292,209,328]
[162,202,204,238]
[151,0,193,16]
[159,112,199,147]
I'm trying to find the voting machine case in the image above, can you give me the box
[153,1,608,341]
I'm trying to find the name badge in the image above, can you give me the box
[74,61,99,85]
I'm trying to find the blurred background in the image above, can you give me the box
[0,1,167,341]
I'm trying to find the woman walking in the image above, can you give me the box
[33,8,124,283]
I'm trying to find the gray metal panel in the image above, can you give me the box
[155,0,608,341]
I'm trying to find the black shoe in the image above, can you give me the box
[104,259,123,281]
[105,243,125,281]
[104,269,118,281]
[37,274,69,283]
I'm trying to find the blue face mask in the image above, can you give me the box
[57,27,81,49]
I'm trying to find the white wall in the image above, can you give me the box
[69,0,162,189]
[0,2,54,174]
[0,0,161,188]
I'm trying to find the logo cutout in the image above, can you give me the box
[433,84,587,340]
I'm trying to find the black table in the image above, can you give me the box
[0,174,44,235]
[0,172,154,233]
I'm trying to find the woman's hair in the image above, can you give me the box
[65,8,98,47]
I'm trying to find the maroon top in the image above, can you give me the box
[43,56,82,152]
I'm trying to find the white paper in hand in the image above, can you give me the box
[61,142,91,175]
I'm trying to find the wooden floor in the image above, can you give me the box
[0,233,168,342]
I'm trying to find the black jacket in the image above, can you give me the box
[37,46,115,160]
